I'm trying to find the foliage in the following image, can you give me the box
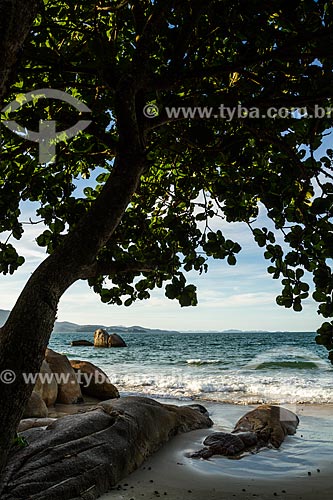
[1,0,333,359]
[12,433,28,448]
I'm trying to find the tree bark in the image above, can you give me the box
[0,157,146,477]
[0,1,150,479]
[0,0,42,477]
[0,71,147,478]
[0,0,41,105]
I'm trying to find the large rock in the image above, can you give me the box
[23,392,48,419]
[18,418,56,433]
[108,333,127,347]
[2,397,213,500]
[71,340,94,347]
[33,360,58,407]
[233,404,299,448]
[190,404,299,459]
[70,360,119,400]
[93,329,127,348]
[93,328,109,347]
[45,348,83,404]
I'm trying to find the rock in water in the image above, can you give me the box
[71,340,94,347]
[93,329,127,348]
[187,404,210,417]
[205,431,257,449]
[45,348,83,404]
[108,333,127,347]
[191,432,245,458]
[233,404,299,448]
[190,404,299,459]
[231,431,258,448]
[2,397,213,500]
[33,359,58,407]
[70,360,119,400]
[94,328,110,347]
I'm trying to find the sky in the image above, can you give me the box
[0,195,323,333]
[1,129,332,333]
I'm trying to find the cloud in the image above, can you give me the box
[0,198,319,332]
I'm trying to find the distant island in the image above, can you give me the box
[0,309,309,335]
[0,309,180,335]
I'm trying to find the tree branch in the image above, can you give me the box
[96,0,130,12]
[80,259,157,279]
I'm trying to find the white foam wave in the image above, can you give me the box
[105,367,333,405]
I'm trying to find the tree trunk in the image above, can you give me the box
[0,0,42,477]
[0,5,147,474]
[0,0,41,105]
[0,138,146,476]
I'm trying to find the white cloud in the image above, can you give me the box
[0,198,319,332]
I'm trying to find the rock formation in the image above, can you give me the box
[23,392,48,419]
[94,328,127,347]
[70,340,94,347]
[18,418,56,432]
[3,397,212,500]
[190,404,299,459]
[45,348,83,404]
[22,350,121,418]
[93,328,110,347]
[233,403,299,448]
[70,360,119,400]
[108,332,127,347]
[33,360,58,407]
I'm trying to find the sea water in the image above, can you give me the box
[50,330,333,483]
[49,330,333,405]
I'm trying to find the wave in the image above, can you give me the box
[254,361,319,370]
[244,346,332,372]
[186,359,221,365]
[105,368,333,405]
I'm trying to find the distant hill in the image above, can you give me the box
[54,322,179,334]
[0,309,179,334]
[0,309,10,326]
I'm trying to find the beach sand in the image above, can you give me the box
[100,401,333,500]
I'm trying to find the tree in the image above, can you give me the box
[1,0,333,475]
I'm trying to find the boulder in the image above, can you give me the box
[70,360,119,400]
[18,418,56,433]
[3,397,213,500]
[190,404,299,459]
[71,340,94,347]
[108,333,127,347]
[93,329,127,348]
[190,431,258,459]
[45,348,83,404]
[23,392,48,418]
[94,328,109,347]
[33,360,58,407]
[233,404,299,448]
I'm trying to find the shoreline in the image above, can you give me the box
[100,399,333,500]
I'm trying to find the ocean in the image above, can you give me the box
[49,330,333,405]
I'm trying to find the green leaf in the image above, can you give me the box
[227,254,236,265]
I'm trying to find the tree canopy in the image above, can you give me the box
[2,1,333,359]
[2,0,333,476]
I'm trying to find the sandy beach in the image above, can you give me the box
[100,401,333,500]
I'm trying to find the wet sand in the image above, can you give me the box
[100,402,333,500]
